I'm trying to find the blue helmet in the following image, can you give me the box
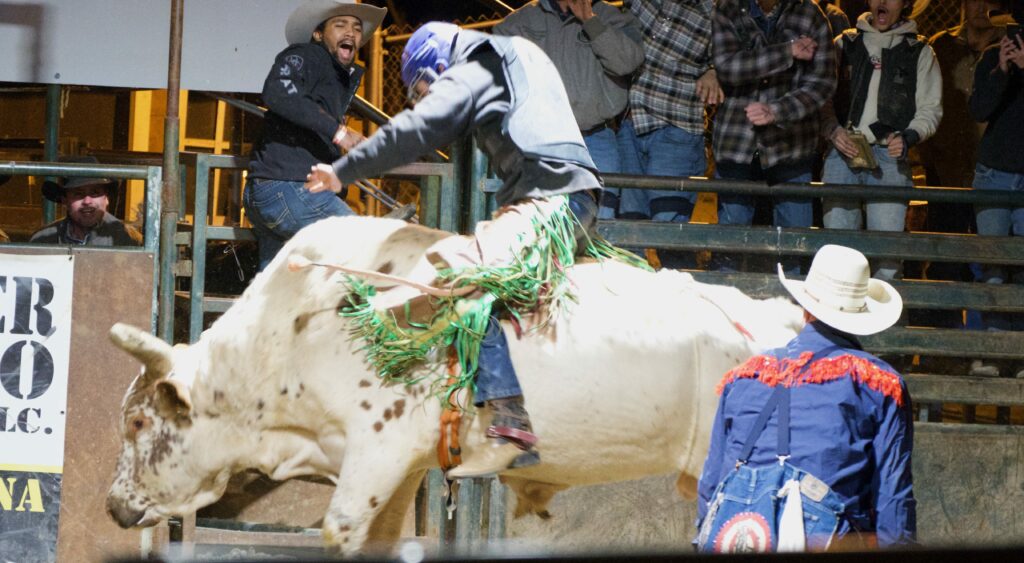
[400,22,459,104]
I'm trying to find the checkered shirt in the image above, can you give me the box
[711,0,836,167]
[626,0,714,136]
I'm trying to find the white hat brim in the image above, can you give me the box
[777,264,903,336]
[285,0,387,47]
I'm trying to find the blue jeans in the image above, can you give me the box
[616,119,704,221]
[583,127,623,220]
[697,463,846,553]
[474,191,597,405]
[821,147,910,280]
[617,119,705,268]
[243,178,355,271]
[973,163,1024,331]
[714,157,814,274]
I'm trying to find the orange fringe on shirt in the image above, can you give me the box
[717,352,904,406]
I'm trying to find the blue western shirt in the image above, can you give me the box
[696,321,917,547]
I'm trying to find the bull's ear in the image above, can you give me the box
[155,379,192,420]
[110,323,174,382]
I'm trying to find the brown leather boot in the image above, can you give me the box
[447,396,540,479]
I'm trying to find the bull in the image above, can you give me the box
[106,215,802,555]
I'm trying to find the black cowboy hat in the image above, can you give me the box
[41,155,117,203]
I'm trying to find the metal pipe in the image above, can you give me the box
[0,162,150,179]
[600,173,1024,206]
[43,84,60,224]
[158,0,184,344]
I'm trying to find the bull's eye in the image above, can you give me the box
[128,415,150,439]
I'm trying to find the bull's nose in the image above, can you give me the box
[107,494,146,528]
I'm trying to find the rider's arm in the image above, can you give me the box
[330,63,484,184]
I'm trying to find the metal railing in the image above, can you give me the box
[0,160,164,332]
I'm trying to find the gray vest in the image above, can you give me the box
[451,30,596,179]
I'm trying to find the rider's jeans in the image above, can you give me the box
[473,191,597,406]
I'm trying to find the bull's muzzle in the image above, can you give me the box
[107,493,147,529]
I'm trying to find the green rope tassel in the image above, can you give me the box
[339,196,651,403]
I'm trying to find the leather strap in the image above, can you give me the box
[436,352,463,471]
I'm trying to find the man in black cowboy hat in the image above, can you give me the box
[243,0,387,271]
[30,157,142,246]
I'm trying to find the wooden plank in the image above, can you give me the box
[597,221,1024,265]
[690,271,1024,312]
[862,327,1024,359]
[907,375,1024,406]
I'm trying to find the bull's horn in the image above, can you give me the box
[109,323,173,377]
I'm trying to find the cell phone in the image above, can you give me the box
[1009,23,1023,42]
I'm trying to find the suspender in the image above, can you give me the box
[735,346,841,467]
[737,385,790,467]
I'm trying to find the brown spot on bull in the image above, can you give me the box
[339,524,351,533]
[376,261,394,275]
[294,312,312,334]
[213,390,224,402]
[369,496,379,508]
[383,408,393,421]
[373,421,383,432]
[393,399,406,419]
[360,401,371,410]
[358,380,372,388]
[280,387,288,395]
[257,400,264,410]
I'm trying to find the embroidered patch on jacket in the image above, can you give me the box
[717,352,904,406]
[285,54,304,71]
[714,511,773,553]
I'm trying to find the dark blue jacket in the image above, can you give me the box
[249,42,364,182]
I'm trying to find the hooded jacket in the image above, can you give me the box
[493,0,643,131]
[331,29,600,206]
[826,14,942,145]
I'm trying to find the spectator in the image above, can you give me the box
[711,0,837,274]
[243,0,386,270]
[696,244,915,552]
[821,0,942,281]
[915,0,1004,331]
[617,0,723,269]
[30,157,142,247]
[494,0,644,220]
[922,0,1005,190]
[817,0,853,36]
[968,21,1024,377]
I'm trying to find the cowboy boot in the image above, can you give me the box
[447,396,540,479]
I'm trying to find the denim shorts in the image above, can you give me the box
[697,463,846,553]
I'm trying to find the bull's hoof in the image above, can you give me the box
[446,442,528,478]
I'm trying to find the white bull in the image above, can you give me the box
[106,215,802,555]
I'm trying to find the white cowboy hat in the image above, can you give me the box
[285,0,387,47]
[777,245,903,336]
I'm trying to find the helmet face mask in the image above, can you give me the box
[400,22,459,105]
[406,66,440,105]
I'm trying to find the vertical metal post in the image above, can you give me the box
[455,478,485,550]
[421,175,441,229]
[486,478,507,540]
[43,84,60,224]
[145,166,164,334]
[189,155,211,343]
[439,165,460,233]
[158,0,184,344]
[467,141,489,230]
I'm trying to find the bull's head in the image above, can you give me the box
[105,323,233,528]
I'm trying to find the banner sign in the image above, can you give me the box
[0,254,75,563]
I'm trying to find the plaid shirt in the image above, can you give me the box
[626,0,714,136]
[711,0,836,167]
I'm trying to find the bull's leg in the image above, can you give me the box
[366,469,427,548]
[322,446,424,556]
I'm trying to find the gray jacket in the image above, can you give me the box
[331,29,600,207]
[494,0,643,131]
